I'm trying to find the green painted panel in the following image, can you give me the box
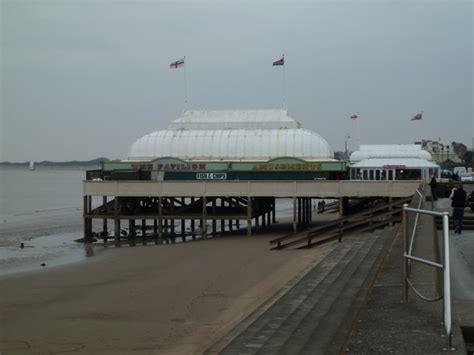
[104,158,228,172]
[103,157,347,173]
[103,162,134,170]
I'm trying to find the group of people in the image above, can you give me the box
[429,176,469,234]
[313,200,326,214]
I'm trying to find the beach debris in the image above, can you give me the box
[74,237,97,243]
[40,263,46,267]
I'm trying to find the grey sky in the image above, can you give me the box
[1,0,472,162]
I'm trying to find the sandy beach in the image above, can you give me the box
[0,222,336,355]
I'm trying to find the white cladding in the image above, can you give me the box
[128,110,333,161]
[350,144,432,161]
[351,158,439,169]
[168,110,301,130]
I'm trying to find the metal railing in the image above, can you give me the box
[402,203,453,350]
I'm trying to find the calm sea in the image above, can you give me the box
[0,167,93,275]
[0,167,84,218]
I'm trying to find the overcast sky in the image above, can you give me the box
[1,0,472,162]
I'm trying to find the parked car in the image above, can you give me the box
[453,166,467,175]
[441,170,453,179]
[467,191,474,212]
[459,173,474,182]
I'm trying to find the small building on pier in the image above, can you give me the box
[349,145,440,180]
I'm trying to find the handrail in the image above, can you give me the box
[270,196,412,246]
[407,182,426,257]
[403,203,453,351]
[272,208,402,250]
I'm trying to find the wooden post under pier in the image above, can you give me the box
[158,196,163,244]
[142,219,147,245]
[247,197,252,237]
[293,197,297,234]
[202,196,207,238]
[83,195,92,243]
[114,197,120,242]
[212,199,217,236]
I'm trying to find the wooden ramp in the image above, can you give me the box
[270,197,412,250]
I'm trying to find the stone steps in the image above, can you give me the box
[214,229,392,354]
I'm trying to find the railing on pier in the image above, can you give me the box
[270,196,412,250]
[402,183,453,351]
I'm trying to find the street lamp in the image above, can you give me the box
[345,134,351,159]
[441,145,445,167]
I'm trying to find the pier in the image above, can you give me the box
[83,179,420,242]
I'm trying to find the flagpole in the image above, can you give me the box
[419,110,423,144]
[183,56,188,108]
[356,113,361,149]
[418,119,421,145]
[282,54,286,109]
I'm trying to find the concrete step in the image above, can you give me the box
[218,231,391,354]
[434,216,474,230]
[298,231,390,354]
[220,240,360,354]
[255,241,369,353]
[434,222,474,231]
[273,234,382,355]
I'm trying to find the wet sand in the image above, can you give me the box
[0,209,97,275]
[0,224,336,354]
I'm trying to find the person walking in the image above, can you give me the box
[450,183,467,234]
[429,176,438,201]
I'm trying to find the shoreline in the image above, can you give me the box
[0,197,318,277]
[0,217,337,354]
[0,208,88,276]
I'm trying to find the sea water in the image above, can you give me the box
[0,167,92,275]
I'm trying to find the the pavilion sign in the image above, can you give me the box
[383,165,407,169]
[131,163,207,171]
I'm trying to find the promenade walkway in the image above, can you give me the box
[209,192,473,354]
[346,196,470,354]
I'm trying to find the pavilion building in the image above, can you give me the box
[349,145,440,180]
[101,109,346,181]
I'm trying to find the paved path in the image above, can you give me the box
[207,230,394,354]
[208,189,473,354]
[434,195,474,333]
[434,197,474,300]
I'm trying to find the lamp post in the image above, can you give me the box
[436,139,441,161]
[446,145,450,167]
[344,134,351,159]
[441,145,445,168]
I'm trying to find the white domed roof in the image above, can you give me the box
[350,145,432,161]
[128,110,333,161]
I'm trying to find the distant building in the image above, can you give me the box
[421,140,462,164]
[334,151,351,161]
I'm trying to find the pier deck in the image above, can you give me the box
[84,180,419,198]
